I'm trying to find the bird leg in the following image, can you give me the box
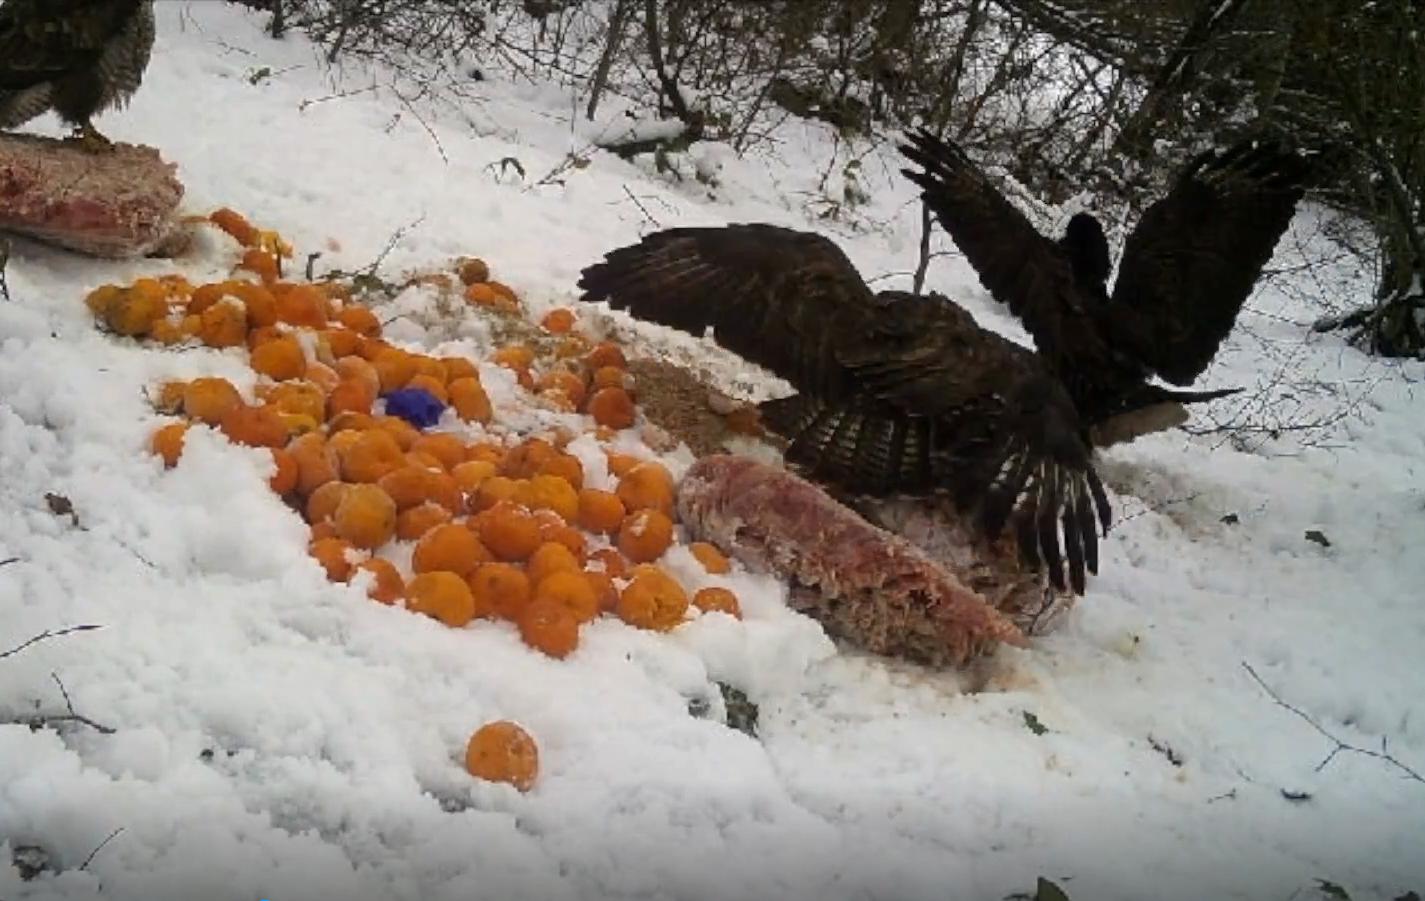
[65,120,116,153]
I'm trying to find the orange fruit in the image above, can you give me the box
[586,387,635,429]
[269,447,299,494]
[332,483,398,549]
[251,335,306,382]
[539,308,576,334]
[182,377,243,425]
[526,542,580,588]
[587,548,629,579]
[412,523,489,576]
[372,349,418,393]
[615,461,675,516]
[468,562,532,621]
[219,404,288,448]
[341,428,405,483]
[327,379,376,418]
[274,284,328,328]
[151,422,188,468]
[532,570,599,624]
[576,489,625,535]
[309,537,355,582]
[396,502,454,541]
[410,433,465,471]
[688,542,731,575]
[464,720,538,791]
[586,341,627,370]
[518,598,580,658]
[354,558,403,604]
[617,508,674,563]
[478,505,541,562]
[406,571,476,627]
[306,480,352,524]
[288,432,339,496]
[521,474,580,523]
[337,305,381,336]
[617,567,688,632]
[692,586,742,618]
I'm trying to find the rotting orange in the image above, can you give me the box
[540,308,576,334]
[526,542,580,588]
[586,341,627,370]
[182,377,243,425]
[412,523,489,577]
[219,404,288,448]
[353,557,403,605]
[150,422,188,468]
[517,598,579,658]
[396,501,454,541]
[478,505,541,562]
[586,387,635,429]
[464,720,538,791]
[532,570,598,624]
[410,433,465,471]
[269,447,299,494]
[617,567,689,632]
[576,488,625,535]
[406,571,477,627]
[688,542,731,575]
[615,460,675,516]
[305,480,352,525]
[468,562,532,621]
[340,428,405,483]
[333,483,398,550]
[309,537,356,582]
[250,335,307,381]
[617,508,674,564]
[692,586,742,618]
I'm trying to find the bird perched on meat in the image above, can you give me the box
[0,0,156,151]
[577,223,1111,595]
[899,129,1311,447]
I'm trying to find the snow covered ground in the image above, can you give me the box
[3,4,1424,900]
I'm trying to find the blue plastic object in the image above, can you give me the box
[382,388,446,429]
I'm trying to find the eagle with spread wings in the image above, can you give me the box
[576,132,1309,594]
[0,0,156,150]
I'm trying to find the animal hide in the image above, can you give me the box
[0,133,183,258]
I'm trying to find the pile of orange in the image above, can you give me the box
[88,208,750,792]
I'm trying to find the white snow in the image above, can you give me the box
[2,5,1424,901]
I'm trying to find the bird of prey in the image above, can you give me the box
[899,129,1311,447]
[0,0,156,151]
[577,223,1112,595]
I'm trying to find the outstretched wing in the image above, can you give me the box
[760,292,1110,594]
[577,223,878,401]
[0,0,135,91]
[1109,139,1311,385]
[898,129,1103,365]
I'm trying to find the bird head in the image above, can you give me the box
[1059,213,1111,294]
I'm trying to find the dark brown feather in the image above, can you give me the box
[1108,140,1312,385]
[898,129,1310,424]
[577,225,1111,593]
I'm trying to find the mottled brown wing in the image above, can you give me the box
[0,0,135,89]
[1109,139,1311,385]
[578,223,886,401]
[761,292,1111,594]
[898,129,1101,364]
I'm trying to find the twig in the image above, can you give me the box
[0,235,10,301]
[1242,661,1423,784]
[911,202,933,295]
[0,556,19,568]
[79,827,124,871]
[1,625,103,661]
[40,672,116,734]
[620,185,661,228]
